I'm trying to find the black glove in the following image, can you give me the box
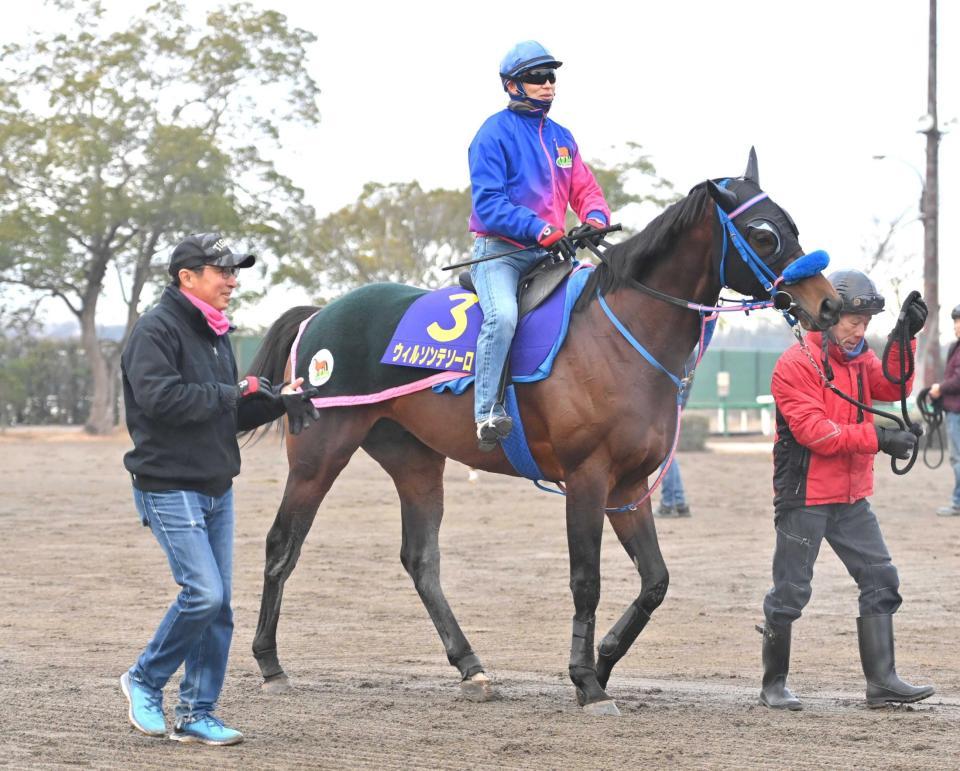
[568,221,606,248]
[874,425,917,460]
[281,387,321,435]
[890,291,927,339]
[237,376,276,401]
[904,293,928,337]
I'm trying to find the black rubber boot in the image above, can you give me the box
[857,614,935,708]
[757,623,803,710]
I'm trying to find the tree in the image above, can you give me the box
[862,212,917,312]
[275,143,676,298]
[583,142,679,235]
[274,181,473,296]
[0,0,320,433]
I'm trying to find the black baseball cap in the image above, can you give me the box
[168,232,256,277]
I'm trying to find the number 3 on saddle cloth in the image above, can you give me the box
[288,264,596,481]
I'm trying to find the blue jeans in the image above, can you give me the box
[763,500,902,628]
[659,458,686,507]
[470,236,549,422]
[946,412,960,506]
[129,487,235,720]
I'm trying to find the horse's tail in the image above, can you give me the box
[247,305,320,383]
[241,305,320,443]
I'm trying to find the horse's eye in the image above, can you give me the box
[746,220,781,259]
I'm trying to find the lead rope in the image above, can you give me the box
[792,326,920,475]
[915,387,945,469]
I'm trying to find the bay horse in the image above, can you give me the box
[248,149,841,716]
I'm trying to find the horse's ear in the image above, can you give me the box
[744,146,759,185]
[707,180,738,213]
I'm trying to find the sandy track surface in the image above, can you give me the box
[2,428,958,769]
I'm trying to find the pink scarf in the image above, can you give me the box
[180,289,231,336]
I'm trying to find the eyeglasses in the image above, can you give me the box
[191,264,239,278]
[519,68,556,85]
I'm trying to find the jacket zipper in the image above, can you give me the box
[537,117,559,224]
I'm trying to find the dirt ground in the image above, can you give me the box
[2,427,960,770]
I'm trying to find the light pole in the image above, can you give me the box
[871,0,940,386]
[920,0,941,386]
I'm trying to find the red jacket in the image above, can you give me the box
[771,331,916,511]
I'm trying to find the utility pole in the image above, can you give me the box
[921,0,941,384]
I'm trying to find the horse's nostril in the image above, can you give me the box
[820,297,841,322]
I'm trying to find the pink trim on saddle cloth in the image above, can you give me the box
[308,370,465,408]
[288,311,320,379]
[287,310,466,408]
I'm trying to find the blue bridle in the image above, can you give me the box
[715,178,830,317]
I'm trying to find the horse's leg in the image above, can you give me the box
[253,410,372,693]
[595,501,669,690]
[362,419,493,702]
[565,470,620,716]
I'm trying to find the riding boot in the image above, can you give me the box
[757,623,803,710]
[857,614,935,707]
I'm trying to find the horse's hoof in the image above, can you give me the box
[261,674,293,694]
[460,672,495,702]
[582,699,621,717]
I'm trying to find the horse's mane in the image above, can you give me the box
[574,182,710,313]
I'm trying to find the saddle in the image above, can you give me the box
[458,254,575,318]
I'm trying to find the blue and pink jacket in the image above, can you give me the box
[468,108,611,244]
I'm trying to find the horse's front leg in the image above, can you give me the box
[565,470,620,716]
[596,499,669,690]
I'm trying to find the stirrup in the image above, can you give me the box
[476,413,513,451]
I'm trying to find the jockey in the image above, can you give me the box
[759,269,933,711]
[467,40,611,450]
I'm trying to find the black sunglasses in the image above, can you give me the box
[519,68,556,85]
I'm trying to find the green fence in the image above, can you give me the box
[686,349,781,408]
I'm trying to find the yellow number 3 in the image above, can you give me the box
[427,292,479,343]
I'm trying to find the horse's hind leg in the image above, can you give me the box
[596,503,669,690]
[362,419,493,702]
[253,409,373,692]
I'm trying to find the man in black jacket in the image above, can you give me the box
[119,233,318,746]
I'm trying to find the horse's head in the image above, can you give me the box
[706,148,841,331]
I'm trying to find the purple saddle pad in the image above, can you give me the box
[380,274,576,378]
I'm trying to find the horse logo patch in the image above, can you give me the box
[555,146,572,169]
[308,349,334,387]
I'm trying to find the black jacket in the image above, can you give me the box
[121,285,282,496]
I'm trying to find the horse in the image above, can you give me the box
[247,149,842,716]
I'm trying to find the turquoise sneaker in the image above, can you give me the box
[120,672,166,737]
[170,714,243,746]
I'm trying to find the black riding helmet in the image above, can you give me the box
[828,270,885,316]
[952,303,960,320]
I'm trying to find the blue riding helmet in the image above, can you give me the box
[499,40,562,86]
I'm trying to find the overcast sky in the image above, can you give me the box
[5,1,958,337]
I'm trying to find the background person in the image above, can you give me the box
[758,269,933,711]
[656,357,697,518]
[467,40,611,450]
[119,232,319,745]
[656,458,690,517]
[927,303,960,516]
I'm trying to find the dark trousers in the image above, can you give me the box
[763,499,902,628]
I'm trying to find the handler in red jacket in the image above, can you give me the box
[758,270,934,711]
[928,303,960,516]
